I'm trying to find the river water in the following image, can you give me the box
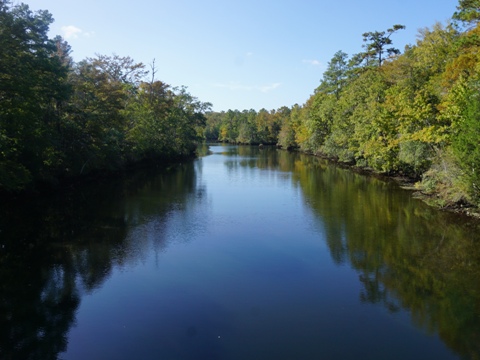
[1,144,479,359]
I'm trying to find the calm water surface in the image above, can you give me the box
[1,145,479,359]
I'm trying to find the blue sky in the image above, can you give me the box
[23,0,458,111]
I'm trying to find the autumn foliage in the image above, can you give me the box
[206,2,480,207]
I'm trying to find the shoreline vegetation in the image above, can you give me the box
[285,145,480,219]
[2,1,480,220]
[203,1,480,219]
[228,142,480,219]
[0,1,211,194]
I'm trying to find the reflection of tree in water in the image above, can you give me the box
[0,161,201,359]
[205,147,480,358]
[222,145,298,182]
[0,247,80,360]
[291,154,480,359]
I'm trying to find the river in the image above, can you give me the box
[1,144,479,359]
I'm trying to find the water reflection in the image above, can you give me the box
[0,146,479,359]
[225,146,480,359]
[289,154,480,359]
[0,162,204,359]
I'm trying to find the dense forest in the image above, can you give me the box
[205,0,480,209]
[2,0,480,210]
[0,0,211,192]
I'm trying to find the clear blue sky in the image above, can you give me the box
[23,0,458,111]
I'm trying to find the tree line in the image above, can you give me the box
[0,0,211,192]
[205,0,480,208]
[3,0,480,208]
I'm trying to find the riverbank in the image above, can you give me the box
[4,142,477,360]
[276,145,480,220]
[0,152,196,200]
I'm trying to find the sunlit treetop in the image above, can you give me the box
[453,0,480,28]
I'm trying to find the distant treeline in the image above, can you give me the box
[205,1,480,207]
[0,1,211,191]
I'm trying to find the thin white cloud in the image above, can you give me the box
[302,59,322,66]
[213,81,281,93]
[61,25,81,39]
[61,25,95,40]
[259,83,281,93]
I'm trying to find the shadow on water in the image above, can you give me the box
[0,161,203,360]
[1,145,480,359]
[289,153,480,359]
[226,146,480,359]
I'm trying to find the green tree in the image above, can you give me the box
[204,112,223,141]
[277,113,297,150]
[255,109,271,144]
[451,79,480,204]
[453,0,480,28]
[0,1,70,190]
[361,25,406,66]
[236,109,258,144]
[290,104,309,150]
[63,55,145,174]
[219,110,240,143]
[126,80,173,160]
[317,50,349,98]
[168,86,211,155]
